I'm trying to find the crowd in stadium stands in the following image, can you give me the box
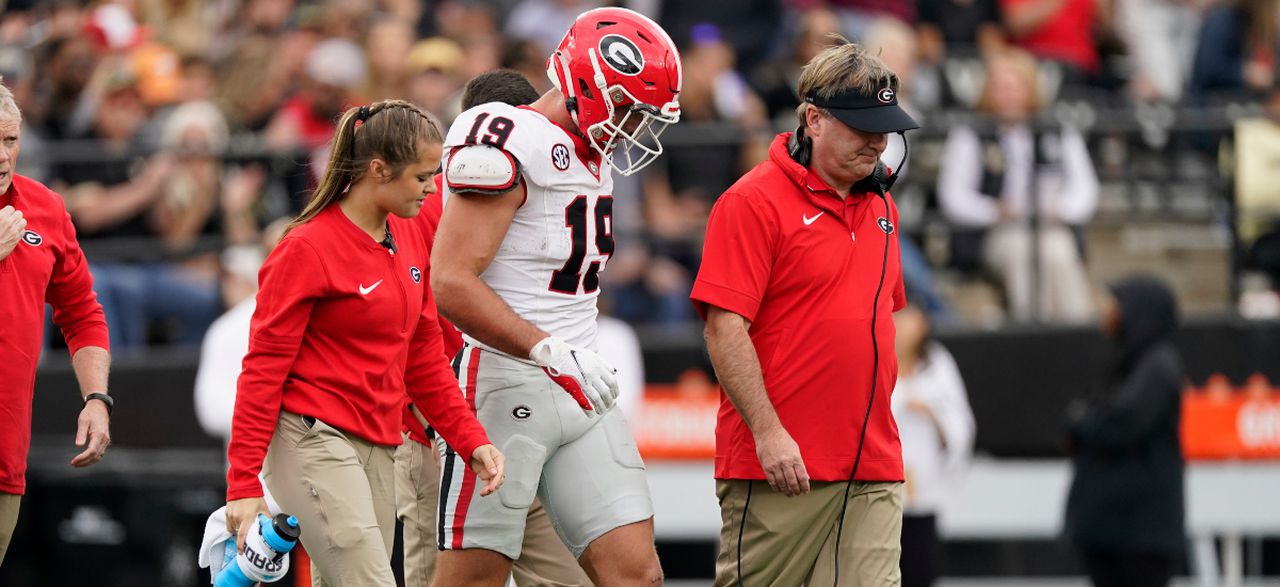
[0,0,1269,348]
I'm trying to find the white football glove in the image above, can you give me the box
[530,336,619,415]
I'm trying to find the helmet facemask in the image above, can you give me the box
[587,87,678,176]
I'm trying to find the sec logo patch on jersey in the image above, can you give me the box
[552,144,571,171]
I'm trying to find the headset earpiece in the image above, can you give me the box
[787,127,812,167]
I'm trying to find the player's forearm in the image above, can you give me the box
[704,309,784,438]
[70,346,110,398]
[431,268,548,359]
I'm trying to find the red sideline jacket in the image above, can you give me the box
[226,204,488,501]
[401,176,464,446]
[0,175,109,495]
[691,133,906,483]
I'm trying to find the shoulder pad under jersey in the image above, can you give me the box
[445,144,522,195]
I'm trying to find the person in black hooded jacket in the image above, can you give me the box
[1065,275,1186,587]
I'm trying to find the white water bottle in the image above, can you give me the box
[214,513,300,586]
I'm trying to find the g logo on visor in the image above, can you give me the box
[877,88,895,104]
[599,34,644,76]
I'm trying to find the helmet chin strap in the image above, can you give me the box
[551,50,582,129]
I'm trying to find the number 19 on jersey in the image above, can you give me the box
[549,195,614,295]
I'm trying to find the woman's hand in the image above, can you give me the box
[225,497,270,553]
[468,444,505,496]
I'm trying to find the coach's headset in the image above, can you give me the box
[735,84,918,587]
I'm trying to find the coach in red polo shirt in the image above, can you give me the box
[693,37,918,586]
[0,84,112,567]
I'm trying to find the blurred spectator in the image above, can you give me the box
[177,55,219,104]
[1000,0,1101,82]
[265,37,365,211]
[1115,0,1200,103]
[500,38,555,94]
[363,18,416,103]
[434,0,501,39]
[53,68,226,350]
[786,0,916,41]
[917,0,1003,62]
[1188,0,1279,104]
[1065,275,1186,587]
[892,303,975,587]
[404,37,466,122]
[214,0,309,132]
[264,37,365,152]
[138,0,212,57]
[1238,87,1280,317]
[659,0,785,73]
[751,7,843,124]
[80,3,146,53]
[506,0,603,55]
[130,41,183,111]
[153,101,230,251]
[938,48,1098,323]
[31,35,100,139]
[319,0,374,41]
[457,34,506,98]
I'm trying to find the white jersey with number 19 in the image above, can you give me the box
[441,102,614,357]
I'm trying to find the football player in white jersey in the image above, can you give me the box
[429,7,681,586]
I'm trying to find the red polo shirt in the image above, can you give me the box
[0,175,109,495]
[227,204,489,501]
[692,133,905,483]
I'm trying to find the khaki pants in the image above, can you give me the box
[0,492,18,567]
[715,479,903,587]
[264,412,397,587]
[394,434,591,586]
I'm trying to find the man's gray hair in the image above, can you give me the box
[794,35,898,128]
[0,77,20,121]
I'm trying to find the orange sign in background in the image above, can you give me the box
[632,373,1280,461]
[1182,374,1280,459]
[632,384,719,460]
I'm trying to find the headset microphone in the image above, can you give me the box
[381,225,398,254]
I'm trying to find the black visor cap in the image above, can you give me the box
[805,86,920,134]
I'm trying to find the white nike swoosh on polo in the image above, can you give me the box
[359,280,383,296]
[803,212,824,226]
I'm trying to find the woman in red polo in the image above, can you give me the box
[223,99,503,586]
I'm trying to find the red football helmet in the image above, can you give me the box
[547,7,682,176]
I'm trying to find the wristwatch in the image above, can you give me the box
[84,392,113,416]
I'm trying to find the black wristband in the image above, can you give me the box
[84,392,113,416]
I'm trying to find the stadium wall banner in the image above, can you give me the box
[1182,373,1280,459]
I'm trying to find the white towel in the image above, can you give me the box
[198,491,284,581]
[197,506,233,577]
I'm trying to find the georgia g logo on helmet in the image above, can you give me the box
[599,34,644,76]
